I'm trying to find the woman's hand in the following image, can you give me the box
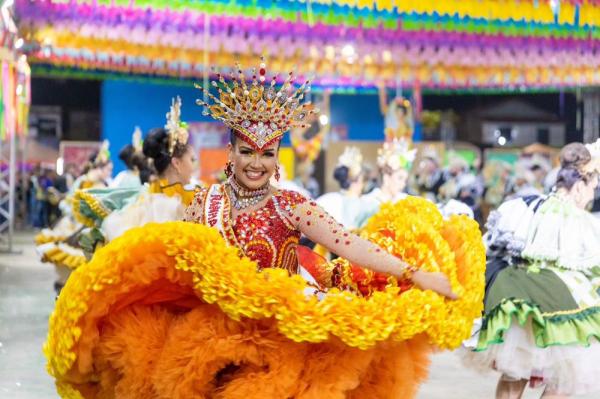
[411,270,458,300]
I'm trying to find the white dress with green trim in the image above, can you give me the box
[465,194,600,395]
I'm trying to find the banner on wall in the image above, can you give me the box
[59,141,101,175]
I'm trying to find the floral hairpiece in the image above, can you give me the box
[377,139,416,171]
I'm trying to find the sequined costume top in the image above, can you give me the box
[184,184,308,273]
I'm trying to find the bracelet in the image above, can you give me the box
[401,263,419,281]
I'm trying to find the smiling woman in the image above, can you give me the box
[44,60,484,399]
[228,131,279,191]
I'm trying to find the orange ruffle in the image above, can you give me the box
[47,241,432,399]
[88,304,431,399]
[45,197,485,398]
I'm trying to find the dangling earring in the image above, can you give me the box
[224,161,233,178]
[275,165,281,181]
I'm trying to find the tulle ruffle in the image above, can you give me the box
[465,321,600,395]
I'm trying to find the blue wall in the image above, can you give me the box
[102,79,212,172]
[329,94,384,142]
[102,80,386,172]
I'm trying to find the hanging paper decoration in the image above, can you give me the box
[1,56,31,140]
[15,0,600,89]
[1,2,31,141]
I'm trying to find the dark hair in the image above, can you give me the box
[143,128,189,175]
[333,165,351,190]
[83,151,111,174]
[119,144,153,183]
[118,144,136,170]
[133,152,153,184]
[555,143,592,190]
[530,164,542,173]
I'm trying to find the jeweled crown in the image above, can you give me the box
[195,59,316,150]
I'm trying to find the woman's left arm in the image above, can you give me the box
[290,200,457,299]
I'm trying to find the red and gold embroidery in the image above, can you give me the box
[187,185,307,274]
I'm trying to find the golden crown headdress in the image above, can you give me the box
[165,96,189,155]
[195,58,316,150]
[337,147,363,179]
[377,139,417,171]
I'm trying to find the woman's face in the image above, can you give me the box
[572,173,599,209]
[384,168,409,194]
[99,162,113,181]
[229,139,278,190]
[171,146,196,185]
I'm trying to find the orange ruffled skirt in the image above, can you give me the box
[45,198,485,399]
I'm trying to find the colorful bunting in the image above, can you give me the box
[16,0,600,89]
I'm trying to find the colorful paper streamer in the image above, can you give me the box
[16,0,600,89]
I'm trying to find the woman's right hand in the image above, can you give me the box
[411,270,458,300]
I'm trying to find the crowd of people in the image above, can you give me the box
[26,61,600,399]
[17,164,75,229]
[26,140,596,235]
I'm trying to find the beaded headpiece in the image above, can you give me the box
[377,139,416,171]
[337,147,363,179]
[165,96,189,155]
[132,126,143,153]
[195,59,316,150]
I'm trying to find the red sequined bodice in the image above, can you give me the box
[184,185,308,274]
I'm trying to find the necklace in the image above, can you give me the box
[227,177,270,210]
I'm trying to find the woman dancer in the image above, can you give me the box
[45,61,485,399]
[36,144,112,292]
[465,141,600,398]
[75,97,198,251]
[358,139,415,226]
[316,146,367,230]
[109,127,149,189]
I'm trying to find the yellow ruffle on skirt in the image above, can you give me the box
[45,198,485,399]
[38,243,86,271]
